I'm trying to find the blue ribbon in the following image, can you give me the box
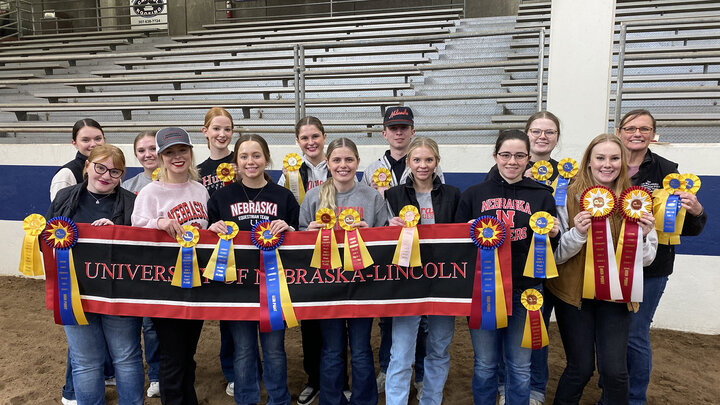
[180,246,194,288]
[212,238,232,282]
[56,249,76,325]
[555,177,569,206]
[262,250,284,330]
[480,249,496,330]
[533,234,547,278]
[663,194,680,233]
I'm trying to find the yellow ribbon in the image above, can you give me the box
[19,214,45,276]
[532,160,553,183]
[216,163,235,184]
[373,167,392,189]
[172,225,201,288]
[652,188,684,245]
[204,221,239,282]
[151,168,160,181]
[339,208,374,271]
[310,208,342,269]
[520,289,549,349]
[392,205,422,268]
[275,253,298,328]
[557,158,578,179]
[67,249,89,325]
[682,173,701,195]
[283,153,306,203]
[523,211,558,278]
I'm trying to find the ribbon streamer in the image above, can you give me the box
[310,208,342,269]
[283,153,306,203]
[469,216,507,330]
[523,211,558,279]
[172,225,201,288]
[19,214,46,276]
[581,186,621,301]
[520,289,549,349]
[392,205,422,268]
[616,186,652,302]
[554,158,578,206]
[339,209,374,271]
[204,222,239,282]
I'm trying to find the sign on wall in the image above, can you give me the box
[130,0,167,30]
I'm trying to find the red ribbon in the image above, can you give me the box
[258,254,271,332]
[346,230,365,270]
[618,222,639,302]
[320,229,333,269]
[497,233,513,316]
[468,249,484,329]
[528,310,543,350]
[591,219,611,300]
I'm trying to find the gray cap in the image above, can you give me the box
[156,127,193,154]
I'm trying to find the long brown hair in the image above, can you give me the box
[233,134,274,184]
[567,134,631,200]
[318,137,359,212]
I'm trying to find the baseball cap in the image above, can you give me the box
[384,106,414,127]
[156,127,193,154]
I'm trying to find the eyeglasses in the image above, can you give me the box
[496,152,530,161]
[93,162,123,178]
[621,126,654,135]
[528,128,558,137]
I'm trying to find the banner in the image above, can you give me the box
[42,223,478,321]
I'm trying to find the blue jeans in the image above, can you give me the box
[63,344,116,400]
[386,315,454,405]
[142,317,160,382]
[220,320,236,382]
[554,298,630,405]
[226,321,290,405]
[64,313,144,405]
[379,316,426,379]
[470,289,533,405]
[319,318,377,405]
[627,276,668,405]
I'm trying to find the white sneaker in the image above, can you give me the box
[61,398,77,405]
[343,389,352,401]
[529,399,543,405]
[498,394,506,405]
[414,381,423,401]
[226,382,234,397]
[376,371,386,394]
[297,384,319,405]
[104,377,116,386]
[147,381,160,398]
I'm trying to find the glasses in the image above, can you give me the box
[496,152,530,161]
[621,126,654,135]
[93,162,123,178]
[528,128,558,137]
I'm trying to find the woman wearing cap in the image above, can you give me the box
[132,127,210,405]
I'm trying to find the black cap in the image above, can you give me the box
[384,106,414,127]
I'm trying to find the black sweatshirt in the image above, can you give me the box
[207,181,300,232]
[197,154,235,197]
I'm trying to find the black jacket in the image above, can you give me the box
[46,181,136,225]
[385,175,460,224]
[56,151,88,184]
[631,149,707,277]
[456,169,559,291]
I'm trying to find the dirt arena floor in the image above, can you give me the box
[1,276,718,405]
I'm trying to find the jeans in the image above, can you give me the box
[153,317,204,405]
[226,321,290,405]
[553,298,630,405]
[220,320,236,382]
[386,316,454,405]
[627,276,668,405]
[379,316,427,380]
[63,344,116,400]
[469,289,533,405]
[64,313,144,405]
[319,318,377,405]
[142,317,160,382]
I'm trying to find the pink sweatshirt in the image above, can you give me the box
[132,180,210,230]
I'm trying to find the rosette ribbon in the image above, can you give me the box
[392,205,422,268]
[42,217,87,325]
[581,186,622,301]
[151,168,160,181]
[616,187,652,302]
[520,289,549,350]
[283,153,305,203]
[469,216,508,330]
[652,173,698,245]
[172,225,201,288]
[204,222,239,282]
[532,160,554,185]
[553,158,578,206]
[19,214,45,276]
[310,208,342,269]
[216,163,235,187]
[523,212,558,279]
[339,208,374,271]
[372,167,392,194]
[682,173,701,195]
[251,221,297,332]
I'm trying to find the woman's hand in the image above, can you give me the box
[269,219,291,234]
[208,220,228,234]
[549,216,560,237]
[389,217,405,227]
[306,221,324,231]
[574,211,592,235]
[90,218,113,226]
[523,167,533,179]
[352,220,369,229]
[157,217,184,239]
[676,191,703,216]
[638,212,656,236]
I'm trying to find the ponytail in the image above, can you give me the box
[318,178,337,212]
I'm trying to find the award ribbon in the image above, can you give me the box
[151,168,160,181]
[42,217,88,325]
[216,163,235,187]
[554,158,578,207]
[172,226,201,288]
[661,174,683,233]
[520,289,549,349]
[392,205,422,268]
[252,221,297,332]
[372,167,392,194]
[616,187,652,302]
[523,212,558,279]
[19,214,46,276]
[310,208,342,269]
[532,160,553,185]
[283,153,306,203]
[204,222,239,282]
[339,208,374,271]
[469,216,507,330]
[581,186,622,301]
[682,173,701,195]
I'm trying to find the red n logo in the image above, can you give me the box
[495,210,515,228]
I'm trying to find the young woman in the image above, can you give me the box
[455,130,560,405]
[547,134,658,405]
[383,137,460,405]
[132,127,210,405]
[299,138,388,405]
[616,110,706,405]
[198,107,236,196]
[50,118,105,201]
[206,134,297,405]
[47,145,143,405]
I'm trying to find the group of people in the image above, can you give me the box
[47,105,706,405]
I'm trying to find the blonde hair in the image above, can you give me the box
[156,147,200,182]
[318,137,359,212]
[567,134,631,199]
[83,144,126,180]
[203,107,235,148]
[406,136,441,180]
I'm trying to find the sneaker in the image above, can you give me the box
[498,394,506,405]
[226,382,234,397]
[104,377,116,386]
[376,371,386,394]
[343,389,351,401]
[414,381,423,401]
[147,381,160,398]
[61,398,77,405]
[297,384,319,405]
[529,399,543,405]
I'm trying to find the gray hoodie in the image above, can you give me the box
[299,182,388,230]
